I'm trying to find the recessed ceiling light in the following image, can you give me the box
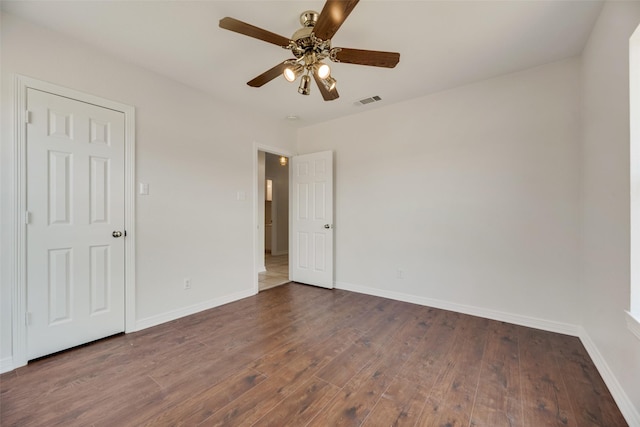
[286,115,300,120]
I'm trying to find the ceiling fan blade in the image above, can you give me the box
[247,60,294,87]
[219,17,291,47]
[332,48,400,68]
[313,0,360,41]
[312,73,339,101]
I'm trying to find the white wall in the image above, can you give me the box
[0,13,295,366]
[297,58,582,331]
[580,2,640,422]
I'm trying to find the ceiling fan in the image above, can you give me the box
[219,0,400,101]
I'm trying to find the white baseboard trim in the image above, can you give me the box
[0,356,15,374]
[626,311,640,342]
[271,250,288,257]
[257,265,266,274]
[334,281,580,336]
[134,288,255,332]
[578,327,640,427]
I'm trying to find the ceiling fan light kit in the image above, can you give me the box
[322,75,337,92]
[219,0,400,101]
[283,61,303,82]
[313,62,331,79]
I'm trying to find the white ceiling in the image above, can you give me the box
[1,0,603,126]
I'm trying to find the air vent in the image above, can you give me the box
[354,95,382,106]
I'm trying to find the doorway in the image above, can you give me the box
[257,151,290,291]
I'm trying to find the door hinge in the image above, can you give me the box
[124,230,127,237]
[25,312,32,326]
[25,211,31,225]
[25,110,31,124]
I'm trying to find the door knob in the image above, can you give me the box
[324,224,333,229]
[112,231,123,238]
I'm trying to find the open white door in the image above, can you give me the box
[291,151,334,288]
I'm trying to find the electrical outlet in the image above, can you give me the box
[396,269,404,279]
[184,278,191,290]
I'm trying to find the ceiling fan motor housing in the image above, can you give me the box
[291,11,332,65]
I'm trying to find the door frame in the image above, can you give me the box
[11,75,136,369]
[253,143,293,294]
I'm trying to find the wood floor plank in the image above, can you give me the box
[199,351,328,426]
[250,327,362,377]
[350,299,409,342]
[198,316,366,426]
[308,310,429,427]
[519,327,578,427]
[1,330,189,423]
[416,315,489,427]
[397,309,460,386]
[3,372,161,426]
[308,360,394,426]
[251,376,341,426]
[470,320,524,427]
[315,337,381,388]
[139,368,267,426]
[0,283,627,427]
[363,378,431,426]
[548,333,627,427]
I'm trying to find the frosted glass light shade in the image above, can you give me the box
[316,63,331,79]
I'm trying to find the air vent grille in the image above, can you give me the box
[354,95,382,106]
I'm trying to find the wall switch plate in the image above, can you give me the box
[139,182,149,195]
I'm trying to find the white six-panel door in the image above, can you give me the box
[26,88,126,359]
[291,151,334,288]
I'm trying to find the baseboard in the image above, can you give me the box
[579,327,640,426]
[134,288,255,332]
[270,250,288,257]
[626,311,640,341]
[334,281,580,336]
[0,356,15,374]
[257,265,266,274]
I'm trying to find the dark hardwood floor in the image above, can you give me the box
[0,283,627,426]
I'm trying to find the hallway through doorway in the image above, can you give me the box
[258,253,289,291]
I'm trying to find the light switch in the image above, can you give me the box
[139,183,149,195]
[236,191,246,201]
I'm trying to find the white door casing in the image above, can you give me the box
[9,76,135,371]
[291,151,334,288]
[10,78,135,369]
